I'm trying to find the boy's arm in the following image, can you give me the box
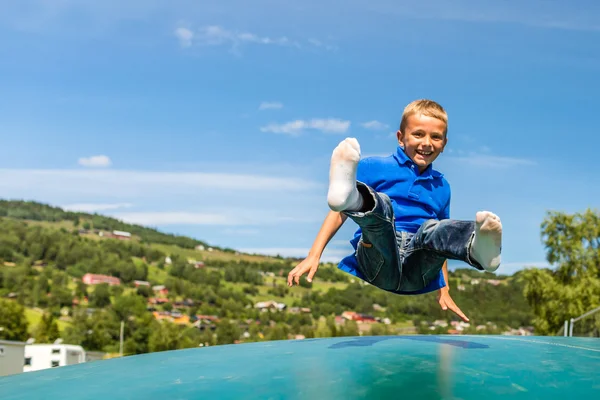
[438,260,469,322]
[287,210,347,286]
[442,260,450,291]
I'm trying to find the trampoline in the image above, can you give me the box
[0,335,599,399]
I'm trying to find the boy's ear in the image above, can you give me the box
[396,130,404,147]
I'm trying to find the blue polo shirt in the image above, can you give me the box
[337,146,451,295]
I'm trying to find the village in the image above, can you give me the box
[65,229,535,339]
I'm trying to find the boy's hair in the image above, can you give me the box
[399,99,448,135]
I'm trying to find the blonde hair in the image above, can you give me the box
[399,99,448,135]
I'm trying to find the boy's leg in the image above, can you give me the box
[327,138,401,291]
[399,213,502,291]
[343,182,401,291]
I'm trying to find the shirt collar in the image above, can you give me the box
[393,146,443,180]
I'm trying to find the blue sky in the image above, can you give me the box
[1,0,599,275]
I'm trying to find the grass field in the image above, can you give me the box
[24,307,71,334]
[150,243,291,265]
[20,218,290,266]
[23,219,80,231]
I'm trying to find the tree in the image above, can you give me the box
[33,313,60,343]
[522,209,600,335]
[215,318,241,345]
[0,299,29,341]
[89,284,111,308]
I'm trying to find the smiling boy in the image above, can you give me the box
[287,99,502,322]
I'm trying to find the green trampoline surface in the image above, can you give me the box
[1,335,599,399]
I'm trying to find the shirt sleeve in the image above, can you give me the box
[439,189,451,220]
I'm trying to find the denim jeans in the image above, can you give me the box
[343,182,485,293]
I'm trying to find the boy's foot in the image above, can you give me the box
[327,138,364,212]
[470,211,502,272]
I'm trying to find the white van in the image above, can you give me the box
[23,344,86,372]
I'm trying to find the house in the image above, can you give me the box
[0,340,26,377]
[195,315,219,323]
[147,297,169,305]
[288,307,311,314]
[23,343,86,372]
[341,311,358,321]
[172,314,190,325]
[82,273,121,286]
[112,230,131,240]
[152,311,172,321]
[254,300,286,311]
[341,311,378,323]
[450,321,471,332]
[133,280,150,287]
[173,299,195,308]
[354,314,377,323]
[152,285,169,296]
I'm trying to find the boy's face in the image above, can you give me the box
[397,113,447,172]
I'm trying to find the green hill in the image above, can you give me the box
[0,199,217,251]
[0,199,535,356]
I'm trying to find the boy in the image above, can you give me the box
[287,99,502,322]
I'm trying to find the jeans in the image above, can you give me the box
[343,182,485,293]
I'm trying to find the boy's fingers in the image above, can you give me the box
[287,267,300,286]
[450,304,469,322]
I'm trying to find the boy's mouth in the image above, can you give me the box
[416,150,433,157]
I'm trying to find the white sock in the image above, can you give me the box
[470,211,502,272]
[327,138,364,212]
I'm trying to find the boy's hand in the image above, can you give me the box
[438,288,469,322]
[287,256,320,287]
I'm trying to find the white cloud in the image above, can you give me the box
[183,25,299,52]
[261,118,351,136]
[62,202,133,213]
[174,27,193,47]
[0,169,321,198]
[175,25,337,54]
[78,155,112,168]
[112,211,238,226]
[361,120,389,130]
[259,102,283,110]
[200,25,296,47]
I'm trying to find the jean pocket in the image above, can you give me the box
[356,240,384,282]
